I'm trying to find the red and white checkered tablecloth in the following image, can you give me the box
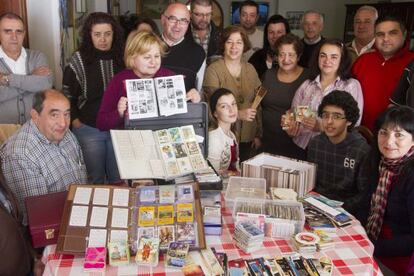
[42,201,382,276]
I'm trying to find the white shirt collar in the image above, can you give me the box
[351,38,375,56]
[0,45,27,74]
[303,36,322,45]
[161,33,185,47]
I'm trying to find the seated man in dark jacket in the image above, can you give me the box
[307,90,370,215]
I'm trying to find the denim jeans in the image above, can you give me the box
[72,124,120,183]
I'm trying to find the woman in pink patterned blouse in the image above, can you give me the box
[283,38,364,150]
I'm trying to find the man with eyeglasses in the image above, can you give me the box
[161,2,206,102]
[346,6,378,63]
[185,0,221,65]
[307,90,370,217]
[0,12,53,124]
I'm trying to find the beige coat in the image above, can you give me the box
[203,59,262,143]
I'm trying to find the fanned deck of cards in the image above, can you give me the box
[227,254,332,276]
[281,105,317,130]
[111,125,208,179]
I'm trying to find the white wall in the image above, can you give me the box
[87,0,108,13]
[26,0,62,89]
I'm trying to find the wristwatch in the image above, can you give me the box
[0,74,9,86]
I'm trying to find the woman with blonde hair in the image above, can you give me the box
[97,31,175,130]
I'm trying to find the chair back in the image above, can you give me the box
[0,124,21,145]
[356,125,374,146]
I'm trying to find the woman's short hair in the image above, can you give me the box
[370,106,414,175]
[79,12,125,65]
[318,90,360,130]
[274,33,304,58]
[263,14,290,51]
[374,105,414,137]
[218,25,251,54]
[308,38,352,80]
[124,31,168,69]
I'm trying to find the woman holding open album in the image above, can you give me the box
[96,31,175,131]
[208,88,240,175]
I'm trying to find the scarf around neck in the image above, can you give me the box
[366,146,414,241]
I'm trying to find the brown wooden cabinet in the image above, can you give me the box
[0,0,29,47]
[344,2,414,49]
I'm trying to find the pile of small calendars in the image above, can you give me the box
[234,221,264,253]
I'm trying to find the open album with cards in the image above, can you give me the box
[57,183,206,255]
[111,125,208,179]
[125,75,187,119]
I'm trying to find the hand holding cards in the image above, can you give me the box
[282,106,316,130]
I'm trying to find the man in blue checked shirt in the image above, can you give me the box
[0,89,87,224]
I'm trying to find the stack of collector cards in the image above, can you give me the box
[293,232,319,255]
[234,221,264,253]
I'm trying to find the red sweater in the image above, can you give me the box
[352,44,414,131]
[96,68,175,131]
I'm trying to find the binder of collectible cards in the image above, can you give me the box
[111,125,208,180]
[125,103,209,157]
[56,183,206,255]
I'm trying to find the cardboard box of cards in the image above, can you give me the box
[224,176,266,209]
[242,153,316,197]
[232,198,305,238]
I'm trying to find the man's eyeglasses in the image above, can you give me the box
[192,12,212,18]
[320,111,346,120]
[163,15,190,25]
